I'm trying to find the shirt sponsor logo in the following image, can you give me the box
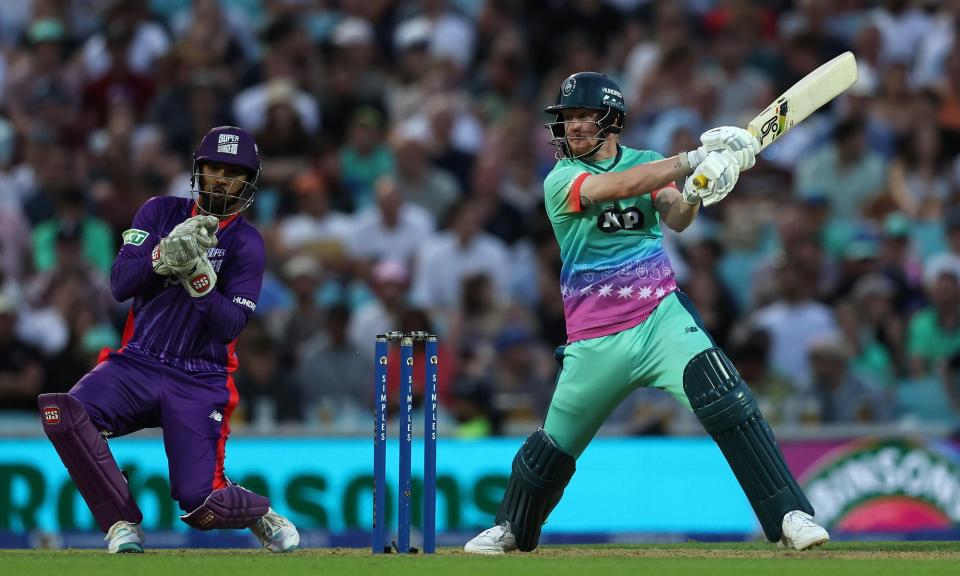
[232,296,256,312]
[42,406,60,425]
[596,207,645,233]
[123,228,150,246]
[217,133,239,155]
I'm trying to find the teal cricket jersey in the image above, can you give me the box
[543,145,678,342]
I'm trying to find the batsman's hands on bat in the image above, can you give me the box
[180,255,218,297]
[682,150,740,206]
[684,126,759,173]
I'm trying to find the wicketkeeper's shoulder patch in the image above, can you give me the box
[122,228,150,246]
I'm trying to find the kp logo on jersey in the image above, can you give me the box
[596,207,645,233]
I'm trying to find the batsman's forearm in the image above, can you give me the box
[111,254,162,302]
[581,155,693,202]
[663,196,700,232]
[188,290,252,342]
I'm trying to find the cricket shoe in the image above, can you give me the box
[780,510,829,551]
[464,521,518,555]
[105,520,145,554]
[250,508,299,553]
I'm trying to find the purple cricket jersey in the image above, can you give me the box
[112,196,265,373]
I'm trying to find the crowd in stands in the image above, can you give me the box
[2,0,960,435]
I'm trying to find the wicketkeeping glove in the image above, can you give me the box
[152,216,219,276]
[180,255,218,297]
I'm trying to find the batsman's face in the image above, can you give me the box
[561,108,604,155]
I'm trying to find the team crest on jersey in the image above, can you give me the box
[122,228,150,246]
[596,207,645,233]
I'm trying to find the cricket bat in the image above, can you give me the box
[693,51,858,188]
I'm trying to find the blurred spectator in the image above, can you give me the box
[297,303,369,429]
[389,127,461,220]
[349,259,411,354]
[80,18,156,130]
[394,0,475,73]
[0,292,44,411]
[0,199,30,282]
[80,0,171,79]
[277,174,352,259]
[908,255,960,377]
[266,254,326,370]
[752,255,840,391]
[489,326,555,426]
[807,337,890,424]
[339,107,394,210]
[32,187,114,275]
[411,198,511,310]
[888,123,951,220]
[349,175,435,266]
[234,318,301,428]
[795,116,887,220]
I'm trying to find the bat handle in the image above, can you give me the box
[692,174,708,188]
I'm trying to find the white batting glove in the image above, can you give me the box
[682,150,740,206]
[180,255,218,297]
[685,126,759,171]
[700,126,759,170]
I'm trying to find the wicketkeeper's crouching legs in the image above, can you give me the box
[683,348,815,542]
[38,393,144,532]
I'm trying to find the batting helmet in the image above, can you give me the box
[545,72,626,159]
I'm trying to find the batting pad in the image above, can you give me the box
[683,348,814,542]
[38,393,143,532]
[496,429,576,551]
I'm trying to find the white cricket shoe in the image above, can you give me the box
[464,521,518,555]
[250,508,299,553]
[105,520,145,554]
[780,510,829,550]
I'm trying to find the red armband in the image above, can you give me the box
[568,173,590,213]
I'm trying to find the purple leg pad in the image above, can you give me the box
[180,484,270,530]
[38,393,143,533]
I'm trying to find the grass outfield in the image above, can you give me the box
[3,542,959,576]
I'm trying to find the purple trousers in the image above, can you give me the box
[70,349,239,512]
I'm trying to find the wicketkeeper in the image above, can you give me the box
[37,126,299,554]
[465,73,830,554]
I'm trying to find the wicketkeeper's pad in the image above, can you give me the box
[38,393,143,532]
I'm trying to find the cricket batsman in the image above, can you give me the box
[37,126,299,554]
[465,72,829,553]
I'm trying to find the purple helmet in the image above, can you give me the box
[191,126,261,217]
